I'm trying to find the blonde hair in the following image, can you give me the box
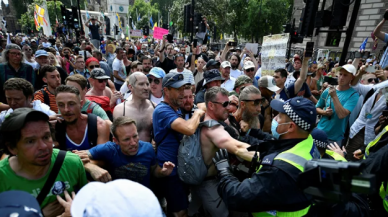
[48,52,59,67]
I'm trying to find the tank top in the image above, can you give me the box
[65,125,90,151]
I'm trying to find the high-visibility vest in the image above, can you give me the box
[379,182,388,212]
[325,150,347,162]
[365,125,388,158]
[252,135,314,217]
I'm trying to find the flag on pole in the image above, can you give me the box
[136,8,139,21]
[132,20,136,30]
[41,0,52,36]
[101,11,105,19]
[150,16,154,28]
[359,37,368,52]
[2,17,6,29]
[116,13,122,31]
[6,33,11,45]
[153,22,157,30]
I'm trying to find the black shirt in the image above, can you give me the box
[88,24,100,40]
[161,56,176,74]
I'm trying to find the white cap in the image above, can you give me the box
[338,64,357,76]
[243,61,255,70]
[71,179,163,217]
[259,76,280,92]
[221,61,231,68]
[174,47,179,52]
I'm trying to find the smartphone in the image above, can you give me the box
[385,11,388,20]
[228,41,237,47]
[355,52,361,58]
[305,42,314,57]
[324,76,338,85]
[365,65,376,73]
[383,110,388,117]
[193,39,197,47]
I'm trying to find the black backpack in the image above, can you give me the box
[55,113,98,150]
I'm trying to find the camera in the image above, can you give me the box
[324,76,338,86]
[228,41,237,47]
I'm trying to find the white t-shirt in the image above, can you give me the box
[150,94,163,105]
[112,58,126,85]
[0,101,55,127]
[285,72,296,88]
[24,60,38,70]
[120,82,129,96]
[230,69,243,79]
[221,77,236,92]
[42,42,52,48]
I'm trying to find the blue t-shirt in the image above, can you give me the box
[279,82,312,101]
[88,141,155,188]
[153,102,183,176]
[316,88,359,141]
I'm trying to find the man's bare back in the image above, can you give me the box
[113,99,154,142]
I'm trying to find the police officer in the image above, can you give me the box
[312,128,347,162]
[212,97,319,216]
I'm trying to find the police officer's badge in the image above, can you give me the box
[51,181,66,195]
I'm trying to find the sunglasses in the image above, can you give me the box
[368,78,379,83]
[165,73,184,85]
[89,65,100,69]
[148,78,160,85]
[245,68,254,72]
[241,98,266,106]
[212,101,230,108]
[98,79,108,83]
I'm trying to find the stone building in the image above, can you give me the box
[1,0,21,33]
[292,0,388,59]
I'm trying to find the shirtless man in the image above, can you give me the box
[188,86,253,217]
[113,72,154,142]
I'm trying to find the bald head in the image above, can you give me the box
[128,72,146,87]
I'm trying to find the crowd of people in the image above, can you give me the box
[2,13,388,217]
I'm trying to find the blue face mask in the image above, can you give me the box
[271,119,291,139]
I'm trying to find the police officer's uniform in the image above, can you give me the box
[215,98,319,216]
[311,128,347,162]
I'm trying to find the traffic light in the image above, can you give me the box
[71,6,79,29]
[61,5,67,24]
[143,25,149,36]
[331,0,350,28]
[299,0,319,36]
[283,24,291,33]
[193,13,202,27]
[66,10,73,28]
[290,30,303,44]
[105,16,110,35]
[183,4,192,33]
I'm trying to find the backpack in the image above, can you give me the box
[177,119,220,185]
[41,88,50,106]
[85,95,111,112]
[55,113,98,150]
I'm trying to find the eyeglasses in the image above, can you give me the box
[98,79,108,83]
[165,74,184,85]
[241,98,266,106]
[89,65,100,69]
[148,77,161,85]
[211,101,230,108]
[9,52,22,56]
[245,68,254,72]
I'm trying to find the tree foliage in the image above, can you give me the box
[169,0,292,43]
[150,0,174,25]
[128,0,160,29]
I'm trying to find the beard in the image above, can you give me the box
[143,67,151,73]
[242,109,260,129]
[231,63,238,70]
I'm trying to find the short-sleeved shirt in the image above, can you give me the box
[0,63,35,102]
[88,141,155,188]
[230,69,243,79]
[153,102,183,176]
[221,77,236,91]
[88,24,100,40]
[112,58,126,85]
[316,87,359,141]
[0,149,87,208]
[82,100,109,120]
[195,88,206,104]
[279,83,312,101]
[33,87,58,113]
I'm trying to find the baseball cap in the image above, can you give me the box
[221,61,231,68]
[234,75,252,90]
[0,190,43,217]
[243,61,255,70]
[338,64,357,76]
[90,68,110,79]
[31,39,36,42]
[258,76,280,92]
[6,43,21,51]
[206,59,220,68]
[311,128,329,149]
[0,108,49,133]
[162,72,190,88]
[294,57,302,63]
[71,179,163,217]
[203,69,225,86]
[270,98,316,131]
[147,67,166,79]
[35,50,48,58]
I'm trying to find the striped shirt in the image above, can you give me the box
[33,87,58,113]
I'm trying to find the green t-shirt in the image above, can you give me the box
[82,100,109,120]
[0,149,87,208]
[58,99,109,120]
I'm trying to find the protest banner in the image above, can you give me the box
[153,27,169,40]
[261,33,289,76]
[245,43,259,55]
[130,30,143,37]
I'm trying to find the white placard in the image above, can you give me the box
[245,43,258,55]
[261,33,289,77]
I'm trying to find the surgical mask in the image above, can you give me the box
[271,119,291,139]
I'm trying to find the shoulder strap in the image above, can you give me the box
[36,150,66,205]
[199,119,220,128]
[284,86,290,99]
[193,69,198,77]
[87,113,98,147]
[149,99,156,109]
[41,88,50,106]
[123,100,126,116]
[363,88,375,105]
[55,121,67,150]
